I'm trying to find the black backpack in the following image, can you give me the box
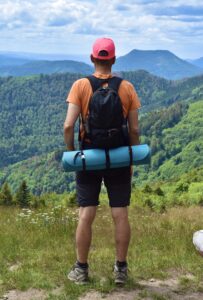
[80,75,129,149]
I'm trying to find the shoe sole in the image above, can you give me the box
[115,280,126,285]
[67,274,89,285]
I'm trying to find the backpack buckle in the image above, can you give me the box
[108,128,118,136]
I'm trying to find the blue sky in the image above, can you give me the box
[0,0,203,59]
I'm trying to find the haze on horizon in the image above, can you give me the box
[0,0,203,59]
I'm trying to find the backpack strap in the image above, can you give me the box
[73,150,86,171]
[128,146,133,166]
[86,75,123,93]
[107,76,123,92]
[86,75,109,92]
[105,149,111,169]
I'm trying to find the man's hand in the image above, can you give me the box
[66,146,75,151]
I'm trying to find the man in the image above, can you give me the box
[64,37,141,285]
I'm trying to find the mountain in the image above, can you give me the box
[189,57,203,69]
[1,50,202,79]
[114,50,203,80]
[0,51,90,64]
[1,71,203,170]
[0,60,93,76]
[0,55,32,67]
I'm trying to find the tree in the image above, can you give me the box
[15,180,30,207]
[143,184,153,193]
[154,187,165,196]
[175,181,189,193]
[0,182,13,205]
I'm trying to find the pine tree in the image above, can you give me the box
[143,184,153,193]
[0,182,13,206]
[15,180,30,208]
[154,187,165,196]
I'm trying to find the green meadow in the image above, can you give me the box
[0,193,203,299]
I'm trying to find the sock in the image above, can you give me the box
[116,260,127,268]
[76,260,88,269]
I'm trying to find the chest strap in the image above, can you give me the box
[129,146,133,166]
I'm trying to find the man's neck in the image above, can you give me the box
[94,66,112,75]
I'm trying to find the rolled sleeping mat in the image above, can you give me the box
[62,144,151,172]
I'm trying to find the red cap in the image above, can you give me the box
[92,37,115,60]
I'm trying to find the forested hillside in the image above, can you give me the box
[1,99,202,194]
[0,73,79,168]
[0,71,203,194]
[137,100,203,183]
[123,71,203,110]
[0,151,74,195]
[1,71,203,169]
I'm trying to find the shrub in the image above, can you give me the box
[0,182,13,206]
[15,180,31,208]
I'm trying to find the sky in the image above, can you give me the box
[0,0,203,59]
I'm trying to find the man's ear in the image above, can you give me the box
[90,54,95,63]
[112,56,116,65]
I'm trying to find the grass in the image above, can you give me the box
[0,204,203,299]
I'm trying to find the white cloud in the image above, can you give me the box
[0,0,202,58]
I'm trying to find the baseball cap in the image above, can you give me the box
[92,37,115,60]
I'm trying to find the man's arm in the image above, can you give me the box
[64,103,81,151]
[128,109,140,145]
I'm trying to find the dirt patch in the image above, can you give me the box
[79,276,203,300]
[7,263,22,272]
[1,288,46,300]
[0,286,65,300]
[1,277,202,300]
[79,290,139,300]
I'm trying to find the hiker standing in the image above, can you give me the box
[64,37,141,284]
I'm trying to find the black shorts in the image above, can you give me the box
[76,167,131,207]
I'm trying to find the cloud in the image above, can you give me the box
[0,0,203,58]
[115,4,130,11]
[172,16,203,22]
[0,1,35,30]
[153,5,203,16]
[47,17,76,27]
[74,24,107,35]
[0,22,7,30]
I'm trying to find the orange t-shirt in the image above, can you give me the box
[66,72,141,119]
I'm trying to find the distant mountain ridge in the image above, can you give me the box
[114,49,202,80]
[0,55,32,67]
[0,60,93,76]
[189,57,203,69]
[1,49,203,79]
[0,51,90,63]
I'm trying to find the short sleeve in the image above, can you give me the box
[128,82,141,111]
[66,80,81,107]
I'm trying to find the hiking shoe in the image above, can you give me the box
[67,263,89,285]
[114,264,128,285]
